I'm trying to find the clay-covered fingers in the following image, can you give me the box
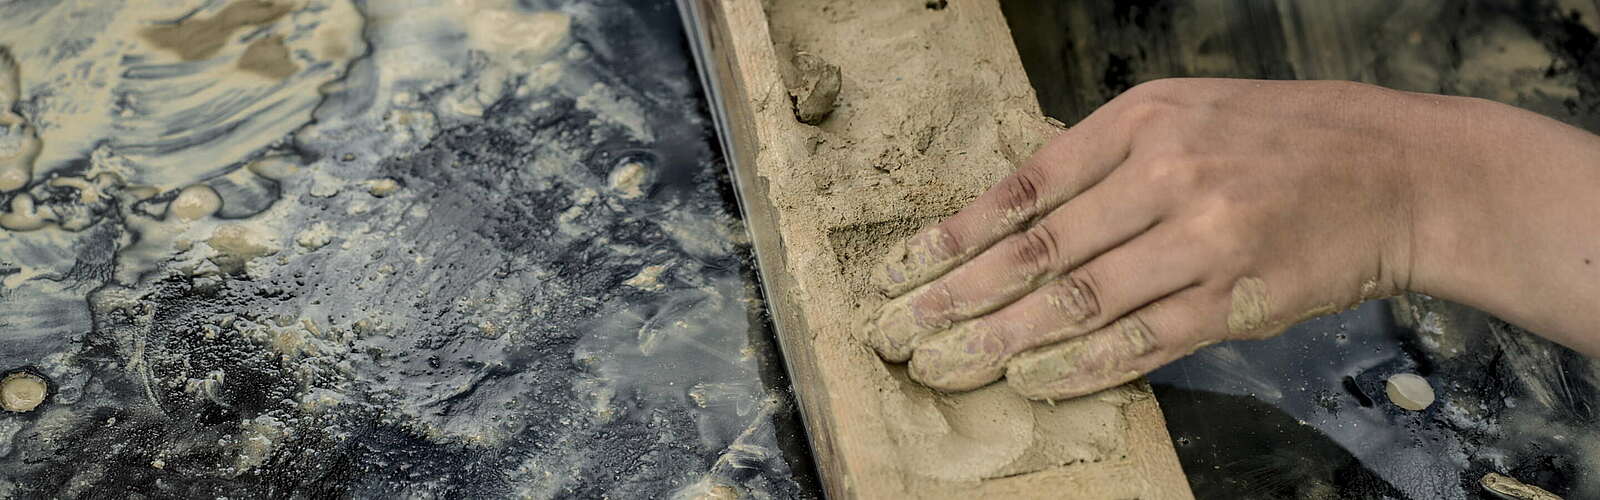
[866,179,1163,362]
[903,225,1204,390]
[872,111,1133,298]
[1004,286,1222,400]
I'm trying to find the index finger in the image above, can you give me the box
[872,107,1134,297]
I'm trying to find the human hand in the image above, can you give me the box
[866,78,1435,400]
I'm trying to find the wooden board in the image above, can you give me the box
[683,0,1193,497]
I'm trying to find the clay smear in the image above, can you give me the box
[140,0,297,61]
[0,47,39,192]
[238,35,299,80]
[879,369,1033,481]
[1227,276,1271,336]
[1481,472,1563,500]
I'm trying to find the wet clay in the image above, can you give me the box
[701,0,1189,497]
[1227,276,1271,336]
[1385,373,1436,411]
[238,35,299,80]
[787,52,839,125]
[0,47,40,192]
[141,0,297,61]
[1481,472,1563,500]
[1,372,47,412]
[170,184,223,221]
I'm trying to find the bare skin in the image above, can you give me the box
[867,78,1600,400]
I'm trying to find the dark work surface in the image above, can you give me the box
[0,0,819,498]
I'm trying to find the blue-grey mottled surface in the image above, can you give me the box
[0,0,813,498]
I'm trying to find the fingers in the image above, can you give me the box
[905,225,1203,390]
[1005,286,1223,400]
[866,179,1162,361]
[873,110,1133,297]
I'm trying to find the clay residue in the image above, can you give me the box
[0,46,40,192]
[787,52,840,125]
[1385,373,1435,411]
[206,224,278,274]
[1,372,48,412]
[878,367,1033,481]
[608,161,650,199]
[754,0,1185,490]
[141,0,297,61]
[238,34,299,79]
[170,184,223,221]
[1227,276,1271,336]
[1482,472,1563,500]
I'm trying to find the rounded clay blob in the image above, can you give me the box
[0,193,49,231]
[367,178,401,197]
[1,372,48,412]
[1385,373,1435,411]
[170,184,223,221]
[608,161,649,199]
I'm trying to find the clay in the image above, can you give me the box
[787,52,840,125]
[141,0,296,61]
[608,161,650,199]
[1385,372,1435,411]
[1481,472,1562,500]
[623,264,667,291]
[206,224,278,274]
[866,287,948,362]
[0,46,39,192]
[1227,276,1271,336]
[1,372,48,412]
[170,184,224,221]
[0,194,52,231]
[238,34,299,80]
[366,178,401,197]
[720,0,1186,496]
[1005,317,1156,399]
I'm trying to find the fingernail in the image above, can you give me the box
[866,298,928,362]
[909,324,1007,391]
[875,228,955,296]
[1005,319,1156,400]
[1006,343,1088,394]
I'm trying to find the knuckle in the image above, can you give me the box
[1009,224,1062,276]
[1141,153,1202,191]
[1117,313,1161,357]
[915,221,960,261]
[925,223,963,260]
[1188,198,1259,264]
[995,169,1046,218]
[1125,78,1181,100]
[1046,271,1103,324]
[1117,82,1182,126]
[909,280,959,328]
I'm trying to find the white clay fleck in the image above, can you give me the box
[295,222,335,250]
[1386,373,1435,411]
[623,264,667,290]
[170,184,223,221]
[1,372,48,412]
[367,178,401,197]
[608,161,649,199]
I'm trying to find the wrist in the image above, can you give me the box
[1385,93,1511,299]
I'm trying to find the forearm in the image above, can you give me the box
[1407,95,1600,354]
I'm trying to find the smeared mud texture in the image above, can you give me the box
[0,0,815,497]
[1004,2,1600,497]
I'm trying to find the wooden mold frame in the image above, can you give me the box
[681,0,1193,497]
